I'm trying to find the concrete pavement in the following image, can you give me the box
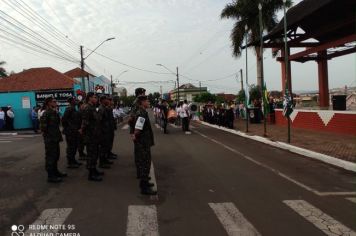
[1,117,355,236]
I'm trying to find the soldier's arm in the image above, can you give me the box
[40,111,48,133]
[80,108,90,132]
[61,107,71,128]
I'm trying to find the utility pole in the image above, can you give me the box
[80,46,85,92]
[176,67,180,102]
[259,3,267,137]
[199,81,202,95]
[160,85,163,98]
[240,69,244,91]
[110,75,113,95]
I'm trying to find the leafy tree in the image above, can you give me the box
[0,61,7,77]
[249,84,262,103]
[221,0,293,87]
[236,89,246,103]
[193,92,216,103]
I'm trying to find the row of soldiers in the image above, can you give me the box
[40,88,157,195]
[39,92,117,183]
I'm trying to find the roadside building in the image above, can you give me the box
[0,67,79,129]
[170,83,207,102]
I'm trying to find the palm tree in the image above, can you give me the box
[0,61,7,77]
[221,0,292,87]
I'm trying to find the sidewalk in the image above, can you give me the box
[232,119,356,163]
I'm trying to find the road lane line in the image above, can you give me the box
[121,124,129,130]
[150,162,158,194]
[126,205,159,236]
[346,198,356,203]
[283,200,356,236]
[25,208,72,235]
[209,202,261,236]
[194,130,356,196]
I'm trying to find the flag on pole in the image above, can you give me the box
[262,82,270,115]
[283,88,293,117]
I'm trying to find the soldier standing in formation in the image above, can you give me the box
[81,92,104,181]
[40,97,67,183]
[129,88,146,179]
[62,97,83,169]
[98,96,114,169]
[77,101,87,160]
[108,97,118,160]
[132,95,157,195]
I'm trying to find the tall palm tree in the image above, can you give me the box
[0,61,7,77]
[221,0,292,87]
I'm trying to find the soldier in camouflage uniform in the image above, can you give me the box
[40,97,66,183]
[62,97,82,168]
[132,95,157,195]
[81,92,103,181]
[98,96,113,169]
[129,88,146,179]
[77,101,87,160]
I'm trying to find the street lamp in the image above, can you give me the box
[80,37,115,92]
[156,64,180,102]
[111,70,128,95]
[245,24,249,133]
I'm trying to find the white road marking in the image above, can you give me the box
[284,200,356,236]
[209,202,261,236]
[194,130,356,197]
[169,123,179,129]
[121,124,129,130]
[0,141,11,143]
[126,205,159,236]
[149,162,158,193]
[155,124,161,129]
[25,208,72,235]
[346,198,356,203]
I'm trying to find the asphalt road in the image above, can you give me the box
[1,116,356,236]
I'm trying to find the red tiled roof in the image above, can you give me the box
[64,67,94,78]
[0,67,77,92]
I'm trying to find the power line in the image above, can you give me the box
[2,0,79,54]
[0,9,79,62]
[13,0,80,50]
[88,50,173,75]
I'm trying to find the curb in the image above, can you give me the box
[0,132,18,136]
[197,121,356,173]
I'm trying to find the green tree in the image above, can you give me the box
[221,0,293,87]
[193,92,216,103]
[249,84,262,103]
[0,61,7,77]
[236,89,246,103]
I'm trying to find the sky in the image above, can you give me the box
[0,0,355,95]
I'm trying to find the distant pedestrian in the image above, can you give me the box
[181,100,190,133]
[6,106,15,130]
[31,106,39,133]
[0,108,5,130]
[40,97,66,183]
[160,99,168,134]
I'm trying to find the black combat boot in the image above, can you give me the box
[54,169,68,178]
[140,180,154,188]
[88,169,103,181]
[48,171,62,183]
[94,168,105,176]
[140,187,157,195]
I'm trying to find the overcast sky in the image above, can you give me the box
[0,0,355,95]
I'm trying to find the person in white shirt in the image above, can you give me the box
[113,106,120,124]
[6,106,15,130]
[0,108,5,130]
[181,100,190,133]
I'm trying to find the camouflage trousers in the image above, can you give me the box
[44,140,60,175]
[65,134,78,164]
[86,141,99,169]
[134,143,151,181]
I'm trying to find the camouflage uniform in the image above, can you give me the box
[98,104,112,166]
[40,108,63,178]
[62,105,81,165]
[81,103,103,170]
[77,104,87,158]
[133,107,154,182]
